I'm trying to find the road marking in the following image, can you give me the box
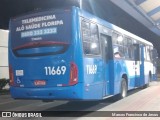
[7,101,42,111]
[37,102,55,107]
[0,100,21,105]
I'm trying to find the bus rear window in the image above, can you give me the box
[13,41,69,57]
[10,10,71,57]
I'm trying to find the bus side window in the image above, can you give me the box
[127,38,135,59]
[146,46,151,61]
[123,36,136,60]
[90,23,99,42]
[112,32,124,58]
[101,35,112,61]
[123,37,129,59]
[134,44,140,61]
[144,45,147,61]
[81,20,100,55]
[81,20,90,41]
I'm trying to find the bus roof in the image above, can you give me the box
[77,7,153,46]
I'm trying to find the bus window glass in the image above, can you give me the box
[112,33,118,44]
[127,38,134,59]
[90,23,99,42]
[123,37,129,58]
[83,41,90,54]
[144,46,147,60]
[82,20,100,55]
[146,46,151,61]
[112,32,124,58]
[82,21,90,41]
[82,20,90,29]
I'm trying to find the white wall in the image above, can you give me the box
[0,30,8,46]
[0,29,9,79]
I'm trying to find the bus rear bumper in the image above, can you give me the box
[10,84,83,100]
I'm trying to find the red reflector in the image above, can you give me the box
[69,62,78,86]
[34,80,46,86]
[9,65,14,86]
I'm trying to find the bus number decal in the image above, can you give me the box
[44,66,66,76]
[86,65,97,74]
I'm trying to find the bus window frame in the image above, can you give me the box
[112,31,124,59]
[123,35,137,60]
[81,18,101,57]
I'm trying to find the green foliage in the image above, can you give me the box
[0,78,9,90]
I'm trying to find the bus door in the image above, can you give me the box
[101,34,112,96]
[151,48,158,80]
[139,45,145,86]
[134,44,144,87]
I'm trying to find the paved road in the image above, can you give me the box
[0,81,160,120]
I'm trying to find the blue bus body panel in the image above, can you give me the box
[83,57,103,99]
[9,54,72,87]
[10,84,84,100]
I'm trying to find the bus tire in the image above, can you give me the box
[147,72,152,87]
[120,78,127,99]
[143,72,152,88]
[149,72,152,82]
[112,78,127,101]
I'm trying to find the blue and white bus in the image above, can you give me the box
[9,6,157,100]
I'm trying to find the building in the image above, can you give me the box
[0,29,9,79]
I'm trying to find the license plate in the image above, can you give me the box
[34,80,46,86]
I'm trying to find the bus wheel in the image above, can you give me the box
[120,79,127,99]
[142,72,152,88]
[149,72,152,82]
[112,78,127,101]
[146,73,152,87]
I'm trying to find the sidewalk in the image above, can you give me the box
[2,83,9,90]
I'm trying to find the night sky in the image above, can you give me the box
[0,0,160,56]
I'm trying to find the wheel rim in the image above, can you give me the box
[122,81,126,98]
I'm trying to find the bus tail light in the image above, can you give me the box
[69,62,78,86]
[9,65,14,86]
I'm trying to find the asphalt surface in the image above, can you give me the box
[0,81,160,120]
